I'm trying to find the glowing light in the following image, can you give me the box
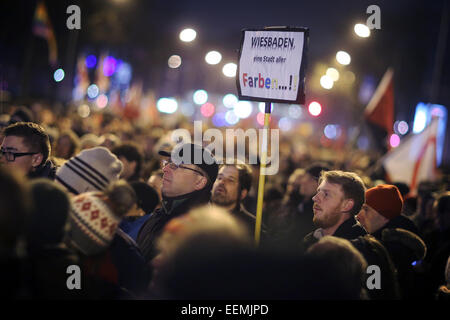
[354,23,371,38]
[324,124,337,139]
[288,105,302,119]
[116,62,132,84]
[96,94,108,109]
[413,106,427,133]
[53,69,65,82]
[234,101,253,119]
[223,94,238,108]
[308,101,322,117]
[222,63,237,77]
[431,107,445,118]
[200,103,215,117]
[278,117,292,131]
[78,104,90,118]
[326,68,340,81]
[320,75,334,89]
[336,51,351,65]
[225,110,239,125]
[205,51,222,65]
[87,84,99,99]
[390,134,401,148]
[193,90,208,105]
[168,55,182,68]
[179,28,197,42]
[212,112,227,127]
[103,56,117,76]
[256,112,265,126]
[157,98,178,114]
[86,55,97,68]
[394,121,409,135]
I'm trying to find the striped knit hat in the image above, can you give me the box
[56,147,123,195]
[69,192,121,255]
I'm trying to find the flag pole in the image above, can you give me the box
[254,101,271,246]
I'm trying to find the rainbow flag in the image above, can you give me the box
[32,1,58,66]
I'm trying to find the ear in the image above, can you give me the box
[31,153,44,168]
[194,176,208,190]
[240,189,248,201]
[129,160,137,173]
[342,198,355,213]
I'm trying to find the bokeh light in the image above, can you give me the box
[53,68,65,82]
[234,101,253,119]
[200,103,215,117]
[336,51,351,65]
[394,120,409,135]
[85,55,97,69]
[168,55,182,68]
[320,75,334,89]
[96,94,108,109]
[278,117,293,131]
[179,28,197,42]
[326,68,340,81]
[116,62,132,84]
[78,104,90,118]
[223,94,238,108]
[308,101,322,117]
[324,124,342,140]
[103,56,117,76]
[193,90,208,105]
[222,63,237,77]
[87,84,99,99]
[256,112,265,126]
[157,98,178,114]
[354,23,371,38]
[205,51,222,65]
[390,134,401,148]
[212,112,227,127]
[225,110,239,125]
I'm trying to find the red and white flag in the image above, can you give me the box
[365,68,395,138]
[382,118,439,196]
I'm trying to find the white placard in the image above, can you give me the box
[237,28,308,104]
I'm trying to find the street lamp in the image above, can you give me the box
[179,28,197,42]
[354,24,371,38]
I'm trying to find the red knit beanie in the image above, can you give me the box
[365,184,404,220]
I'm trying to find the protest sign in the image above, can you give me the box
[237,27,308,104]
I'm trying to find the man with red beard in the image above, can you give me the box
[211,161,259,236]
[302,170,367,251]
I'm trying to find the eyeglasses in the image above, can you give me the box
[0,149,38,162]
[162,160,204,176]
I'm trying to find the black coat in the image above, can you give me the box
[28,160,57,181]
[136,189,211,264]
[302,216,367,251]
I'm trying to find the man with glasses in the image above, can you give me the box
[137,143,219,264]
[1,122,56,180]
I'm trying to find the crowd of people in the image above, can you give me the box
[0,103,449,300]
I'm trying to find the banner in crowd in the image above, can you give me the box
[237,27,308,104]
